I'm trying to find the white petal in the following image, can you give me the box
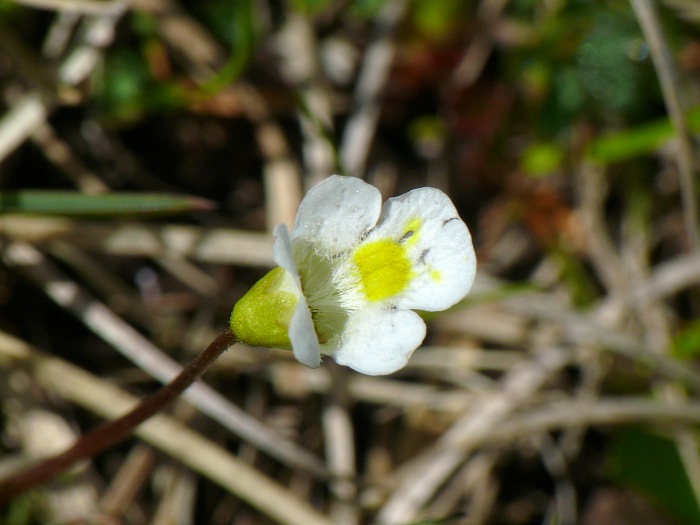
[291,175,382,255]
[273,224,321,367]
[273,224,298,276]
[331,308,426,375]
[371,187,476,311]
[288,294,321,368]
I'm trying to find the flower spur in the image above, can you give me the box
[231,175,476,375]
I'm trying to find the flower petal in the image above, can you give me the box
[273,224,298,276]
[288,295,321,368]
[330,308,426,375]
[273,224,321,368]
[370,187,476,311]
[291,175,382,255]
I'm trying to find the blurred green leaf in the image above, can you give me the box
[551,246,598,307]
[289,0,333,13]
[2,494,32,525]
[521,142,565,177]
[608,428,700,525]
[575,14,645,113]
[588,119,672,163]
[96,47,187,121]
[348,0,386,17]
[515,3,659,136]
[0,192,214,217]
[131,10,159,37]
[200,0,257,93]
[673,319,700,360]
[411,0,465,37]
[99,49,150,119]
[409,116,446,160]
[0,0,16,13]
[587,105,700,163]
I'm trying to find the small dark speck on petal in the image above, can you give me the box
[399,230,414,243]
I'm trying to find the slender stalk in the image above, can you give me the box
[630,0,700,249]
[0,329,237,503]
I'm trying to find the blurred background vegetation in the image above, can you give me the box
[1,0,700,524]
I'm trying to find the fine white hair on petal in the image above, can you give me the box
[370,187,476,312]
[291,175,382,255]
[272,224,299,276]
[331,308,426,375]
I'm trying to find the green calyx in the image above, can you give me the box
[230,267,299,347]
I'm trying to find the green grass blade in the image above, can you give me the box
[587,105,700,164]
[0,192,215,217]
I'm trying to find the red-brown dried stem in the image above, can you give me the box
[0,329,237,503]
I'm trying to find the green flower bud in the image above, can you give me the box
[230,267,299,347]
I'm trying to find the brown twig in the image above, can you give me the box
[630,0,700,249]
[1,241,327,478]
[0,329,237,503]
[339,0,408,178]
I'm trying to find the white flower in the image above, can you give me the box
[231,175,476,375]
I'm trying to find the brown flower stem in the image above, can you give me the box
[0,329,238,504]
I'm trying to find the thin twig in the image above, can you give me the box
[1,241,327,477]
[621,200,700,514]
[0,331,335,525]
[99,445,156,516]
[476,397,700,442]
[339,0,408,178]
[574,161,627,294]
[130,0,225,81]
[662,0,700,23]
[151,466,197,525]
[276,12,336,187]
[534,434,578,525]
[236,84,303,231]
[0,7,124,162]
[56,3,127,86]
[378,347,573,524]
[0,217,274,266]
[501,292,700,393]
[451,0,511,87]
[630,0,700,249]
[15,0,125,15]
[29,122,109,194]
[0,94,48,163]
[0,329,237,502]
[645,250,700,299]
[323,366,358,525]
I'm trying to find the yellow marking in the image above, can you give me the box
[401,217,422,246]
[353,239,411,301]
[430,269,441,282]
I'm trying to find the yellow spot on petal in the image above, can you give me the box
[400,217,422,246]
[353,239,411,301]
[430,269,441,281]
